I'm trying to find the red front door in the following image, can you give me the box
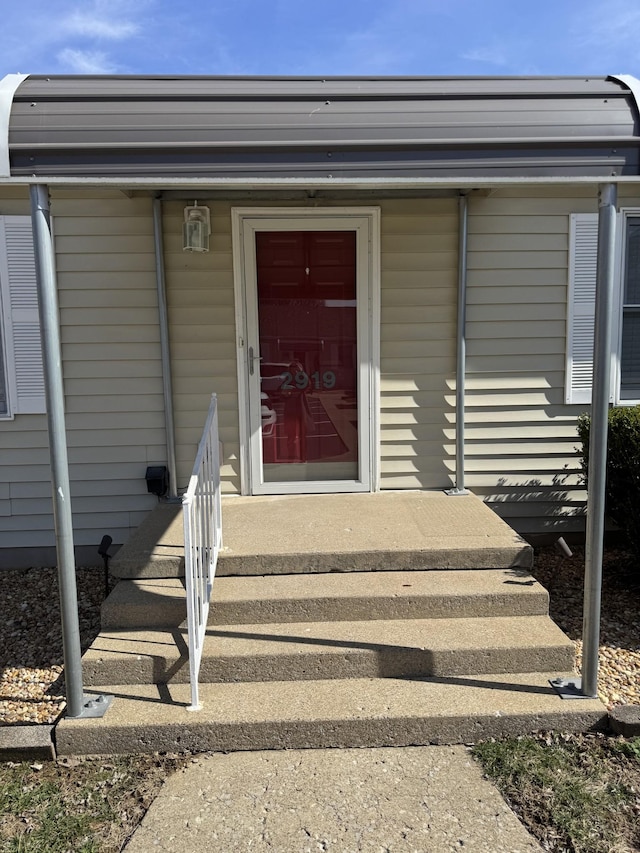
[255,230,359,483]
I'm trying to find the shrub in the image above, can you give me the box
[577,406,640,553]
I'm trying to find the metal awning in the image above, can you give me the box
[2,74,639,181]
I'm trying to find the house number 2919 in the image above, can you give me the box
[281,370,337,390]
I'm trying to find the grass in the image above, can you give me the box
[0,754,187,853]
[473,732,640,853]
[2,738,638,853]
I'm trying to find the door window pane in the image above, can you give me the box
[256,231,358,482]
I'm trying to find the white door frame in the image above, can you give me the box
[232,207,380,495]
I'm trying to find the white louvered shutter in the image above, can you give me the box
[566,214,598,404]
[0,216,45,414]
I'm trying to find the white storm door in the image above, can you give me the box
[236,211,378,495]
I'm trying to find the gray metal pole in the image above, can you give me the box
[582,183,617,698]
[152,195,178,499]
[29,184,85,718]
[447,192,469,495]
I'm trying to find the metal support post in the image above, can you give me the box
[30,185,112,719]
[582,183,617,697]
[446,192,470,496]
[551,182,617,700]
[153,195,178,500]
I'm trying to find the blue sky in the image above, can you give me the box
[1,0,639,78]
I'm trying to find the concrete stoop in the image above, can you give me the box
[109,492,533,579]
[55,494,606,755]
[101,568,552,630]
[56,564,607,755]
[56,675,605,756]
[82,614,575,686]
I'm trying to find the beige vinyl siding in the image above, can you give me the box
[379,199,457,489]
[0,186,55,544]
[8,182,635,555]
[465,186,640,533]
[0,188,165,558]
[164,198,458,495]
[162,201,240,492]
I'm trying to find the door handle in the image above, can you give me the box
[248,346,262,376]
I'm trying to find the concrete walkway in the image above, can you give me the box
[125,745,542,853]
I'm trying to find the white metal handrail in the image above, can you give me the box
[183,393,222,710]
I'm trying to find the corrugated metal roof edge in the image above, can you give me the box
[0,74,29,177]
[2,73,640,186]
[9,74,630,102]
[14,73,624,79]
[609,74,640,123]
[11,136,640,152]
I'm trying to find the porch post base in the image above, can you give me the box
[65,693,114,719]
[549,676,598,700]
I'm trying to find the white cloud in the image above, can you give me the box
[0,0,147,75]
[63,11,139,40]
[57,48,118,74]
[55,1,145,74]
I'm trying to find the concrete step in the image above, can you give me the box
[82,615,574,686]
[110,493,533,580]
[56,673,607,756]
[101,569,550,630]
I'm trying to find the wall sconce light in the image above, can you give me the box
[183,201,211,253]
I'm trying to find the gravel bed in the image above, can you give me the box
[0,567,104,725]
[0,547,638,726]
[531,544,640,710]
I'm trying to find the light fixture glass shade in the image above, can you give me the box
[183,203,211,252]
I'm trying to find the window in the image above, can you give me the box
[566,210,640,405]
[621,217,640,399]
[0,215,45,417]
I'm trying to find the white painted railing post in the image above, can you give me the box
[183,394,222,710]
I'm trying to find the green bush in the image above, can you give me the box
[577,406,640,552]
